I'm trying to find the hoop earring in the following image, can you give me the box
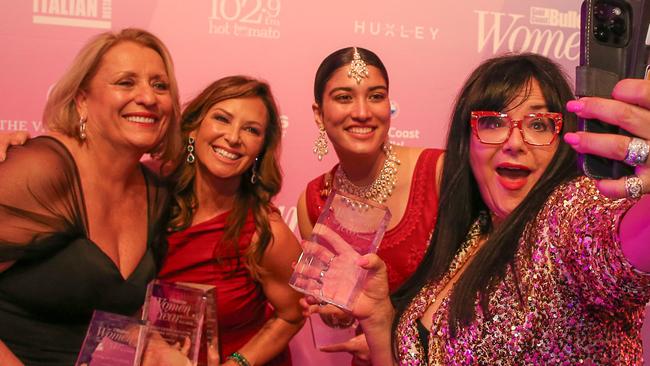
[313,126,328,161]
[186,137,196,164]
[79,116,87,140]
[250,157,259,184]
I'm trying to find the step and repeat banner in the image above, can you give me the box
[0,1,647,364]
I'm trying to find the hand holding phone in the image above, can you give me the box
[576,0,650,179]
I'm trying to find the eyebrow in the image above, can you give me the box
[114,71,168,80]
[527,104,549,111]
[213,107,233,117]
[328,85,388,96]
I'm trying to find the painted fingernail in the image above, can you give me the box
[563,133,580,146]
[566,100,584,113]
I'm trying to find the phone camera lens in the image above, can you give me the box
[594,24,609,42]
[594,3,609,20]
[608,17,626,36]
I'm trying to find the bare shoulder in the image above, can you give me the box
[259,210,301,276]
[394,145,426,165]
[296,189,314,239]
[267,211,301,254]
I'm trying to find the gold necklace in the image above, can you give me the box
[334,143,401,204]
[396,212,488,365]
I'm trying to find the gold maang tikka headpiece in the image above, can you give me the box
[347,47,369,84]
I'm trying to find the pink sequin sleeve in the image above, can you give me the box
[547,177,650,314]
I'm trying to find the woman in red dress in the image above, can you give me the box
[296,47,444,364]
[158,76,304,366]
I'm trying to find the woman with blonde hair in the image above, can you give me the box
[0,28,180,365]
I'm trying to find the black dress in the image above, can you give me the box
[0,136,169,365]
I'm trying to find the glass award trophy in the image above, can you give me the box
[289,190,391,311]
[75,311,147,366]
[141,280,219,366]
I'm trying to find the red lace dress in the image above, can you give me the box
[158,209,291,366]
[305,148,443,292]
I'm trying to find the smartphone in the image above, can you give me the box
[576,0,650,179]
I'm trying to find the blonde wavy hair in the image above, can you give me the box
[42,28,182,161]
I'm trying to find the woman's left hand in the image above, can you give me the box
[565,78,650,199]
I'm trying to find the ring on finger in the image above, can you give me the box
[323,254,336,271]
[624,137,650,166]
[319,269,327,282]
[624,175,645,199]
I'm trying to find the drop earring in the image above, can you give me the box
[250,157,259,184]
[186,137,195,164]
[313,126,328,161]
[79,116,87,140]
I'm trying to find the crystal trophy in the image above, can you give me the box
[75,310,147,366]
[289,190,391,310]
[141,280,219,366]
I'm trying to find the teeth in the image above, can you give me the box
[212,147,240,160]
[125,116,156,123]
[348,127,373,134]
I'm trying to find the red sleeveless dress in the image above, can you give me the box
[305,148,443,292]
[158,209,291,366]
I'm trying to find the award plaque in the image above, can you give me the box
[75,311,147,366]
[141,280,218,366]
[289,190,391,310]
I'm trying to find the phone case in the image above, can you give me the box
[576,0,650,179]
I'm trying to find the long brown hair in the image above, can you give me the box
[167,76,283,278]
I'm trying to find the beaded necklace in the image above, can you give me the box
[334,143,401,204]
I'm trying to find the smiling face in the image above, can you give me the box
[469,79,559,220]
[190,97,268,186]
[76,41,172,153]
[313,65,390,158]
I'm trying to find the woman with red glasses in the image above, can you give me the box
[305,53,650,364]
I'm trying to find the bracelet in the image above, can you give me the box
[227,351,251,366]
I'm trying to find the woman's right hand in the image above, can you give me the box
[301,253,392,329]
[141,332,192,366]
[0,131,30,162]
[319,333,371,365]
[318,304,356,328]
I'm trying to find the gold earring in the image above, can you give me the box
[313,126,328,161]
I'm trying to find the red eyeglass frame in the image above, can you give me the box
[470,110,564,146]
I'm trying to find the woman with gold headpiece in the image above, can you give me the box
[296,47,444,364]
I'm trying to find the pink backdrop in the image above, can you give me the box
[0,1,647,364]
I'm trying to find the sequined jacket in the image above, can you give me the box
[397,177,650,365]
